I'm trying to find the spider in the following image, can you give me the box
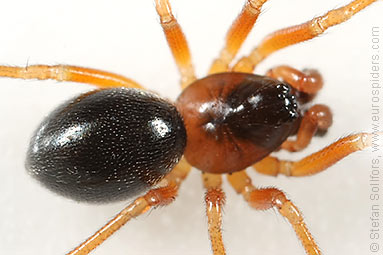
[0,0,381,255]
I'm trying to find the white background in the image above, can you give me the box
[0,0,382,254]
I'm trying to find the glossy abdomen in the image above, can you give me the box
[176,72,300,174]
[26,88,186,203]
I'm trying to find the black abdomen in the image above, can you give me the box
[26,88,186,203]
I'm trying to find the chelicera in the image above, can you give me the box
[0,0,381,254]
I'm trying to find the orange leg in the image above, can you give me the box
[227,171,320,255]
[208,0,269,74]
[266,65,323,94]
[254,133,375,177]
[67,158,191,255]
[202,173,226,255]
[0,65,143,89]
[282,104,332,152]
[155,0,196,89]
[233,0,378,72]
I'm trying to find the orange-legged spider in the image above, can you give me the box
[0,0,382,255]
